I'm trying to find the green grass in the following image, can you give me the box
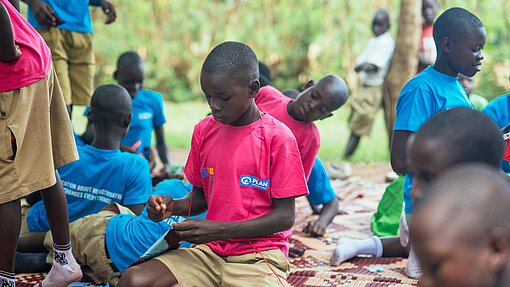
[72,101,390,163]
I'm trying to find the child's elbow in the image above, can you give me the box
[280,211,295,230]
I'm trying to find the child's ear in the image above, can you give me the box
[302,80,314,91]
[441,37,452,54]
[248,79,260,98]
[124,114,132,127]
[486,228,510,271]
[87,110,93,124]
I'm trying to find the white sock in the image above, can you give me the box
[405,245,422,279]
[0,270,15,287]
[41,242,82,287]
[330,236,383,266]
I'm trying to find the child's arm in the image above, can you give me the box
[147,185,208,222]
[154,126,173,177]
[172,197,295,244]
[89,0,116,24]
[21,0,63,26]
[0,2,22,63]
[390,130,413,175]
[303,196,338,237]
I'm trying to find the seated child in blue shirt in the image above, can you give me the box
[20,84,152,233]
[483,93,510,172]
[332,8,487,279]
[16,179,205,286]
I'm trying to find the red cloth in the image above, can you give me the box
[0,0,51,92]
[184,115,308,257]
[255,85,321,180]
[504,139,510,162]
[417,23,435,74]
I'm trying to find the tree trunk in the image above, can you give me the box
[383,0,421,145]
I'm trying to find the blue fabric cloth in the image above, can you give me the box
[106,180,206,272]
[27,145,152,232]
[120,89,166,158]
[306,158,336,206]
[483,94,510,172]
[393,66,473,214]
[27,0,93,33]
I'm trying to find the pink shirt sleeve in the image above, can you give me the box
[298,127,320,180]
[269,137,309,199]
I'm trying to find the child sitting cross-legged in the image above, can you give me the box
[16,179,204,286]
[119,41,309,287]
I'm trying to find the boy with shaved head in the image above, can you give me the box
[21,84,152,235]
[120,41,308,287]
[411,165,510,287]
[256,75,348,239]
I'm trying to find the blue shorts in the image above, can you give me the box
[306,158,336,206]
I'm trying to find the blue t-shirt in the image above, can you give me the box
[483,94,510,172]
[105,179,206,272]
[74,132,85,147]
[306,158,336,206]
[120,89,166,158]
[27,145,152,231]
[27,0,93,33]
[393,66,473,214]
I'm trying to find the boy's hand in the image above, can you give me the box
[147,195,174,222]
[303,220,326,237]
[173,218,222,244]
[29,0,64,26]
[101,0,116,24]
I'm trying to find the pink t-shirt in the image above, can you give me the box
[184,115,309,257]
[255,85,320,179]
[0,0,51,92]
[417,23,436,74]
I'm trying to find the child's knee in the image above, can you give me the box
[118,267,145,287]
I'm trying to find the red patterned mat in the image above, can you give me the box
[288,177,419,287]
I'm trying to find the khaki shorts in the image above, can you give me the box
[0,64,78,204]
[348,84,383,136]
[155,244,291,287]
[43,203,133,287]
[37,27,94,106]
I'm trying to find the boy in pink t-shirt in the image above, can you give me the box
[0,0,81,286]
[119,42,309,287]
[255,77,348,239]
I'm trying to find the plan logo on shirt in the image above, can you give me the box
[239,175,269,191]
[138,112,153,120]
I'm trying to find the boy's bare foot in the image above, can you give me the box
[41,249,82,287]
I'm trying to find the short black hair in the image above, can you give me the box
[90,84,132,127]
[416,164,510,244]
[258,61,271,87]
[374,8,390,24]
[201,41,259,84]
[433,7,484,45]
[117,51,144,71]
[415,107,504,168]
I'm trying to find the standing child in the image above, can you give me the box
[332,8,486,279]
[0,0,81,286]
[344,9,395,157]
[411,165,510,287]
[119,41,309,287]
[22,0,116,117]
[256,75,348,239]
[417,0,439,73]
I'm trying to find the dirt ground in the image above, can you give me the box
[169,148,394,184]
